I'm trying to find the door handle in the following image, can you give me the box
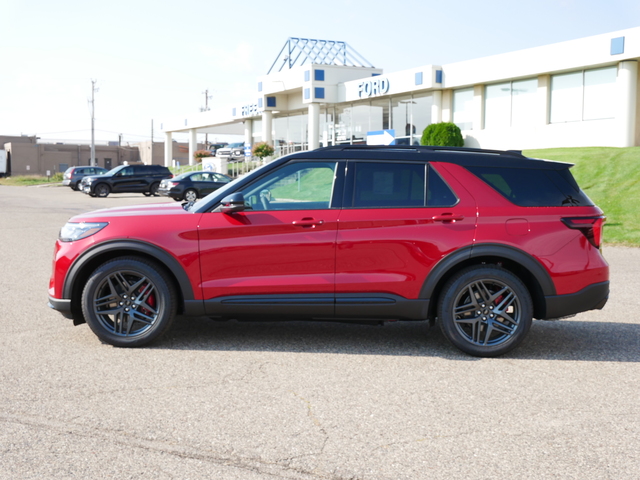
[432,213,465,223]
[292,218,324,228]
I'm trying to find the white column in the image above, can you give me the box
[441,90,452,123]
[188,129,197,166]
[262,111,273,146]
[473,85,484,130]
[244,119,253,147]
[308,103,320,150]
[431,91,442,124]
[617,60,638,147]
[538,75,551,125]
[164,132,172,167]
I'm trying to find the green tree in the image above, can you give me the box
[252,142,275,160]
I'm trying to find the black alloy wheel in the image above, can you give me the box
[149,182,160,196]
[81,257,177,347]
[437,265,532,357]
[94,183,110,198]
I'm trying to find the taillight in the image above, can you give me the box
[562,216,605,249]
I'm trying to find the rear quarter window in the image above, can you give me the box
[467,166,594,207]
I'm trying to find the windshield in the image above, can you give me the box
[229,143,244,148]
[105,165,126,175]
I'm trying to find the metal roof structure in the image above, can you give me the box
[267,37,374,74]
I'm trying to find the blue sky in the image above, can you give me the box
[2,0,639,145]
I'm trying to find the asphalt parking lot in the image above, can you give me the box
[0,184,638,479]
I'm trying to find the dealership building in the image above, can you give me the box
[161,27,640,167]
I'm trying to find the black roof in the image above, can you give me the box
[294,145,573,170]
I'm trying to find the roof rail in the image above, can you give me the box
[316,145,526,157]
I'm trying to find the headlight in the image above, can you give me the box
[59,222,108,242]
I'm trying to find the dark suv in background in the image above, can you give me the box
[62,166,108,190]
[49,146,608,357]
[80,164,173,197]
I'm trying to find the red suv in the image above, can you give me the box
[48,146,609,356]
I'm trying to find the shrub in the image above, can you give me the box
[420,122,464,147]
[193,149,212,161]
[252,142,275,160]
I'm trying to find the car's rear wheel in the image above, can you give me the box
[183,189,198,202]
[437,265,532,357]
[94,183,110,197]
[81,257,177,347]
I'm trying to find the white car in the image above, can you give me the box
[215,142,245,161]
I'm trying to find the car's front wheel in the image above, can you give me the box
[437,265,532,357]
[81,257,177,347]
[94,183,110,197]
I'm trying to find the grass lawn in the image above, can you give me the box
[524,147,640,246]
[0,173,63,186]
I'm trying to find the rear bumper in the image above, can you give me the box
[542,281,609,319]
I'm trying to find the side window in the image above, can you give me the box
[427,165,458,206]
[213,173,230,183]
[467,166,594,207]
[191,173,203,181]
[117,167,134,176]
[351,162,425,208]
[241,161,338,211]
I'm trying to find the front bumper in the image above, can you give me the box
[543,281,609,319]
[48,296,73,319]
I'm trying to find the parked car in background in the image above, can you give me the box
[215,142,245,161]
[48,145,609,357]
[62,166,108,190]
[208,143,228,155]
[158,171,232,202]
[79,164,173,197]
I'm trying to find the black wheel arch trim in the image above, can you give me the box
[419,243,556,300]
[62,240,196,302]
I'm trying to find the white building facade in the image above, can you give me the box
[162,29,640,167]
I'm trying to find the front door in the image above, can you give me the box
[197,160,342,317]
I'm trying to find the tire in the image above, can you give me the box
[183,189,198,202]
[81,257,177,347]
[437,265,532,357]
[94,183,110,197]
[149,182,160,196]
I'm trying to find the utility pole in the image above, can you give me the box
[201,89,212,147]
[150,119,154,164]
[89,80,98,166]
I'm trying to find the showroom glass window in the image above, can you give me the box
[453,88,474,130]
[485,78,537,129]
[411,93,433,144]
[351,102,371,144]
[550,67,616,123]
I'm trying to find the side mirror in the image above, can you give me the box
[220,193,246,214]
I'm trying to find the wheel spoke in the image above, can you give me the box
[131,311,155,324]
[454,301,478,316]
[488,319,516,336]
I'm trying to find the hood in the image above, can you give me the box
[70,202,190,222]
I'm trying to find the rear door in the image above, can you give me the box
[335,161,477,309]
